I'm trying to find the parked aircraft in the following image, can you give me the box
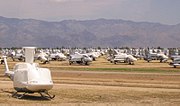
[169,57,180,68]
[86,52,102,61]
[34,52,50,64]
[169,55,180,60]
[144,52,168,62]
[2,47,55,99]
[49,52,67,61]
[110,53,137,65]
[107,49,137,65]
[69,53,92,65]
[10,50,25,61]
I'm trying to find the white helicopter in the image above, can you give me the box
[3,47,55,99]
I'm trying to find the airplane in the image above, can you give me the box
[110,53,137,65]
[10,50,25,61]
[34,51,50,64]
[169,55,180,60]
[69,52,92,65]
[2,47,55,99]
[144,52,168,63]
[169,57,180,68]
[86,51,101,61]
[106,49,137,65]
[49,52,67,61]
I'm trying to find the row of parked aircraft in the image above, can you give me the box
[2,49,67,64]
[0,47,180,67]
[0,47,180,100]
[0,48,103,65]
[105,48,179,67]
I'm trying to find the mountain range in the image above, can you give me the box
[0,16,180,48]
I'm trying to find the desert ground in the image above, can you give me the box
[0,56,180,105]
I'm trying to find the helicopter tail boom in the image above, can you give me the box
[2,56,14,80]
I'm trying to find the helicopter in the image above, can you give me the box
[3,47,55,99]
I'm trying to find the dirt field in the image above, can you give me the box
[0,56,180,105]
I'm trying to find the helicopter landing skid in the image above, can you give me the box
[11,91,55,100]
[12,92,27,99]
[39,91,55,100]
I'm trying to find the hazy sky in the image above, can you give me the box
[0,0,180,25]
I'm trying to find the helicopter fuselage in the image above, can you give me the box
[13,63,53,93]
